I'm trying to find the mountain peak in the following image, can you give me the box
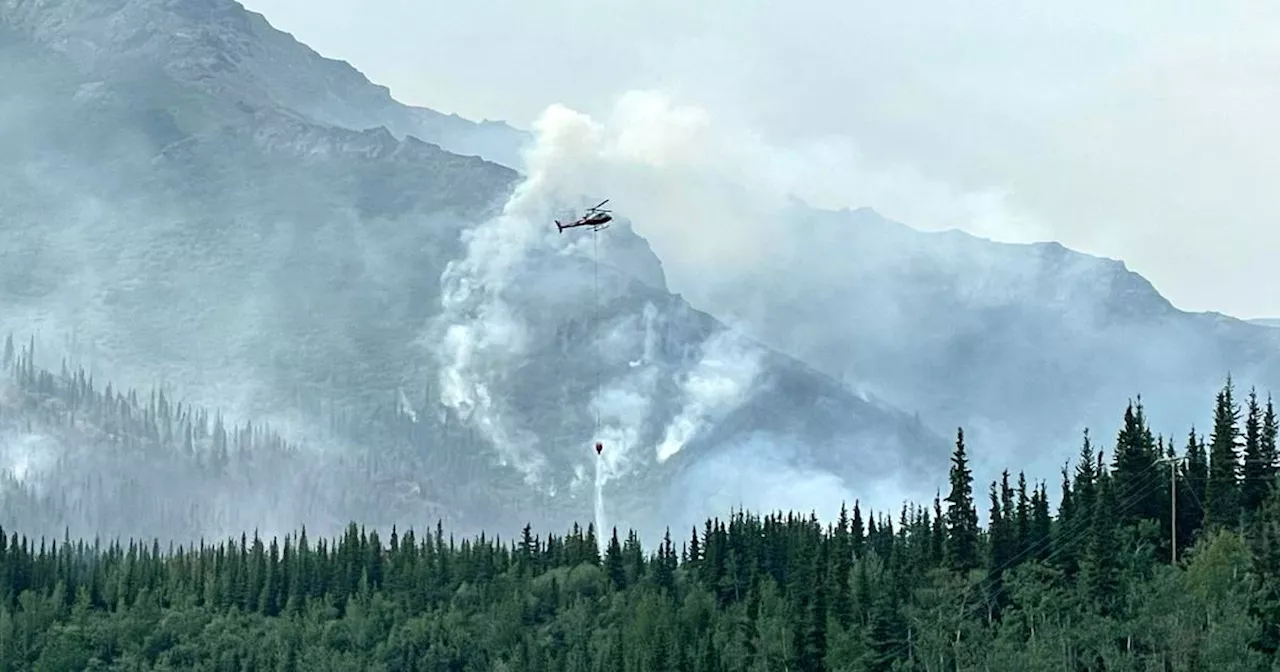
[833,207,1178,320]
[1,0,528,167]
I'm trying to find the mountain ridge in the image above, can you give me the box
[690,203,1280,475]
[0,0,529,167]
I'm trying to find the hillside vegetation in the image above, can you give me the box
[0,334,525,543]
[0,332,1276,669]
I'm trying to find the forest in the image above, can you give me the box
[1,333,1279,670]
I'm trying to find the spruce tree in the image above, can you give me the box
[1057,464,1074,525]
[851,501,865,559]
[604,528,625,590]
[944,427,980,573]
[1180,427,1209,545]
[830,505,854,627]
[1073,429,1098,527]
[1015,472,1030,560]
[1206,378,1242,529]
[1080,470,1120,614]
[1000,471,1015,558]
[1265,396,1279,475]
[1054,463,1076,574]
[930,492,944,567]
[1243,388,1271,518]
[1112,399,1160,525]
[1030,482,1052,561]
[988,481,1006,575]
[518,524,537,576]
[986,477,1013,615]
[860,572,906,670]
[796,543,828,671]
[1059,430,1099,575]
[1247,481,1280,656]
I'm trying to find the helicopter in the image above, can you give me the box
[555,199,612,233]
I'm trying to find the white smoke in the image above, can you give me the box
[590,302,661,481]
[429,93,768,493]
[397,388,418,423]
[0,432,60,496]
[428,104,604,484]
[431,200,547,483]
[665,432,912,535]
[656,329,764,463]
[589,303,662,544]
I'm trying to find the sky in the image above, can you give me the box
[243,0,1280,319]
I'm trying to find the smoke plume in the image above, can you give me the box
[655,329,763,463]
[427,93,768,493]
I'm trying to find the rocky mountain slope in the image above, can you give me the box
[690,205,1280,475]
[0,0,528,168]
[0,5,947,542]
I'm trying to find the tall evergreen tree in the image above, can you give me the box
[1206,377,1243,529]
[1247,479,1280,657]
[1054,463,1076,574]
[1266,395,1279,477]
[851,501,865,559]
[1057,463,1074,524]
[604,529,625,589]
[1015,472,1030,560]
[987,480,1005,570]
[1111,399,1161,526]
[796,543,828,671]
[986,477,1013,616]
[944,428,980,573]
[1080,470,1121,615]
[1260,395,1279,516]
[1058,430,1099,576]
[1243,388,1270,518]
[1030,482,1052,561]
[1180,427,1209,546]
[999,471,1015,565]
[1073,429,1099,526]
[930,492,944,567]
[830,504,854,627]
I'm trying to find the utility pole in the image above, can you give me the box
[1157,454,1188,564]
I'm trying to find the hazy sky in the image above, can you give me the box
[243,0,1280,318]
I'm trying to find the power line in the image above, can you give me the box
[893,459,1174,665]
[1156,454,1187,563]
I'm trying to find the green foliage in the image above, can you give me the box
[0,341,1277,668]
[1207,376,1244,529]
[945,428,980,574]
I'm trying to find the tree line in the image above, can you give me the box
[2,334,1280,669]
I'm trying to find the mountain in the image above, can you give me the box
[0,0,529,169]
[0,2,947,543]
[686,204,1280,476]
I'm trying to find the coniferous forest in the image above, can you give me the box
[2,334,1280,669]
